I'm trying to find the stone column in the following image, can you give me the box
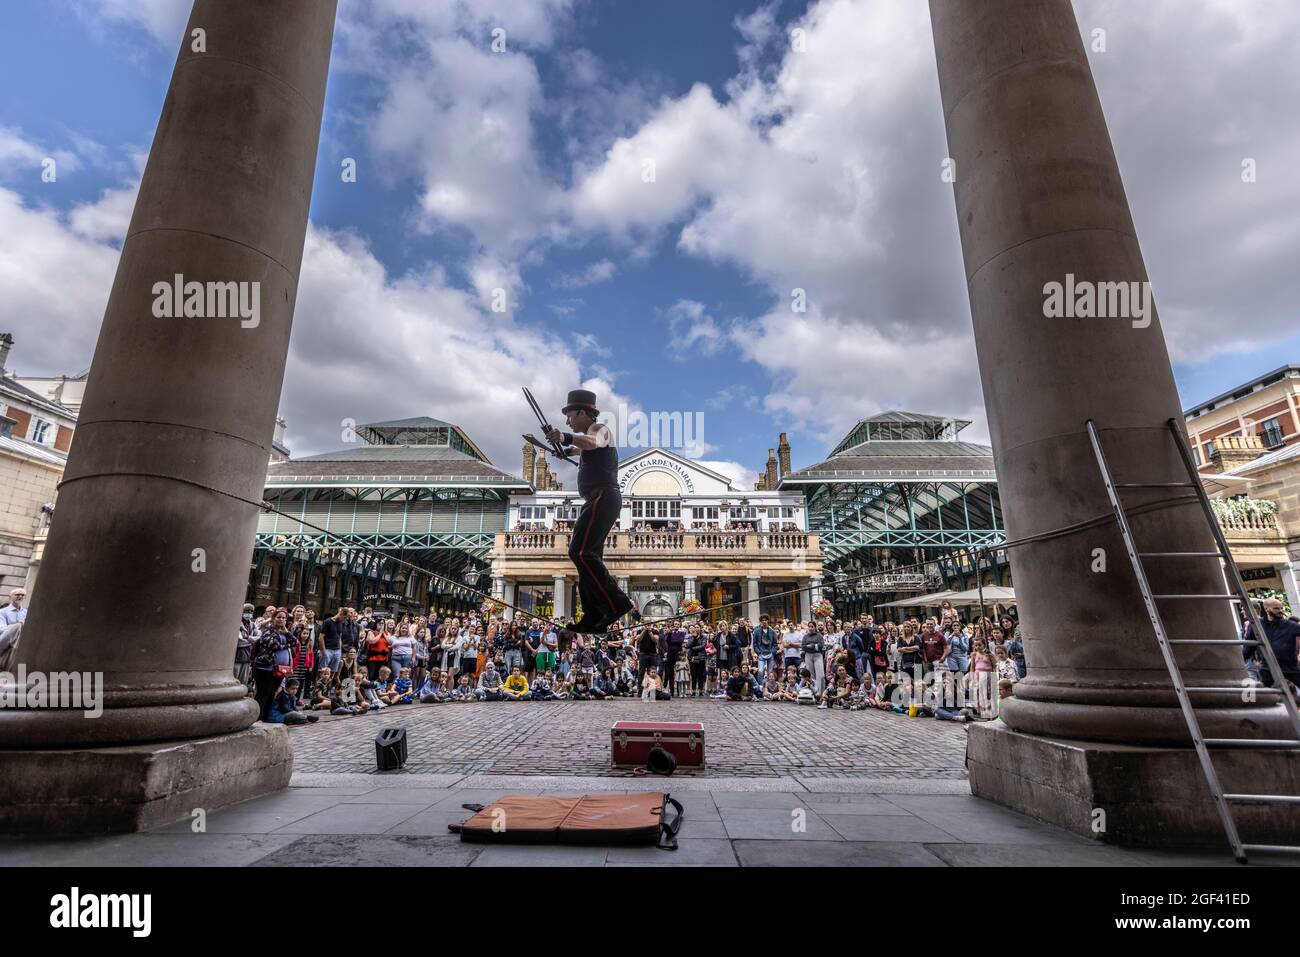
[1281,553,1300,619]
[502,580,516,621]
[552,575,567,619]
[932,0,1297,845]
[746,575,761,622]
[808,576,823,606]
[0,0,337,832]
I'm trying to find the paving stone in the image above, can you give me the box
[0,833,301,867]
[606,839,738,867]
[800,794,916,815]
[470,844,610,867]
[251,834,480,867]
[272,802,430,835]
[733,839,948,867]
[720,808,842,841]
[286,699,968,780]
[819,813,958,843]
[922,843,1152,867]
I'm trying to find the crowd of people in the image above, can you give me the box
[235,597,1029,726]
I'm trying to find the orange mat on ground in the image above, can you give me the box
[451,792,683,848]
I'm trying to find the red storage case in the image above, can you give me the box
[611,721,705,768]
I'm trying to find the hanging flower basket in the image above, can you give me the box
[811,598,835,619]
[680,598,703,616]
[480,598,505,617]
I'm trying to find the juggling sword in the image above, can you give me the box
[522,387,577,466]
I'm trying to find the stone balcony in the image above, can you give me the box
[492,529,822,579]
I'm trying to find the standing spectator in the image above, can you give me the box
[896,622,923,680]
[234,603,257,689]
[364,620,393,681]
[1246,597,1300,688]
[920,621,947,676]
[781,625,803,676]
[252,609,293,721]
[1004,626,1027,679]
[660,621,686,685]
[801,621,826,694]
[0,587,27,627]
[686,623,708,697]
[321,606,348,674]
[389,622,416,682]
[752,614,779,680]
[946,621,971,686]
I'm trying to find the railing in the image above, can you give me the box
[495,530,820,555]
[1217,512,1279,532]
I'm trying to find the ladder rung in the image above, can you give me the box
[1115,481,1197,488]
[1169,639,1258,645]
[1225,794,1300,804]
[1241,844,1300,854]
[1185,686,1283,693]
[1153,594,1240,600]
[1202,739,1300,749]
[1139,551,1223,558]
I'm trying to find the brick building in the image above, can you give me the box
[1184,364,1300,471]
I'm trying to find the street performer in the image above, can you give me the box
[543,389,636,633]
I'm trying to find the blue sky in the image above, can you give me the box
[2,0,1298,488]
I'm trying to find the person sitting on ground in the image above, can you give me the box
[442,674,466,701]
[570,673,593,701]
[641,668,662,701]
[309,667,336,710]
[615,660,636,696]
[764,669,785,701]
[726,663,759,701]
[391,667,415,704]
[847,678,867,710]
[477,660,504,701]
[269,679,319,724]
[501,665,530,701]
[710,668,729,699]
[592,667,617,700]
[530,670,557,700]
[417,668,444,703]
[817,675,837,709]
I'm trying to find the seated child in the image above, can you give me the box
[529,671,557,700]
[710,669,729,699]
[592,668,617,700]
[501,666,530,700]
[417,668,444,703]
[390,667,415,705]
[570,673,592,700]
[309,667,336,710]
[269,679,320,724]
[764,671,785,701]
[450,674,475,701]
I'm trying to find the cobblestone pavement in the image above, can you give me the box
[287,698,970,779]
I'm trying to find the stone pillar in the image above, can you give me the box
[552,575,567,619]
[932,0,1298,845]
[1281,552,1300,618]
[747,575,761,622]
[683,576,697,602]
[808,576,823,606]
[0,0,337,832]
[502,580,517,621]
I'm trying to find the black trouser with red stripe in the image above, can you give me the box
[569,485,630,625]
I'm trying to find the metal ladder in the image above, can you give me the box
[1086,417,1300,863]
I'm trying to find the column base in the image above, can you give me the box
[0,724,293,834]
[968,722,1300,848]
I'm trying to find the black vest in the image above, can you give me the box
[578,444,619,494]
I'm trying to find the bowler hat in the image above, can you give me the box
[562,389,600,415]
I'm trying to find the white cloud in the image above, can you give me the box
[552,258,615,288]
[70,0,190,45]
[0,127,81,180]
[695,459,760,492]
[665,299,727,357]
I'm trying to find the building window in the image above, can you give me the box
[631,499,680,519]
[555,506,579,521]
[728,506,757,519]
[308,573,319,595]
[286,566,298,591]
[29,418,53,445]
[1261,417,1285,448]
[348,580,357,600]
[1204,439,1215,459]
[519,505,547,521]
[691,506,719,521]
[259,565,273,588]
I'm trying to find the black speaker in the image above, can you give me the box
[375,726,408,771]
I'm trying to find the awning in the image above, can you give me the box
[874,589,959,608]
[942,586,1016,605]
